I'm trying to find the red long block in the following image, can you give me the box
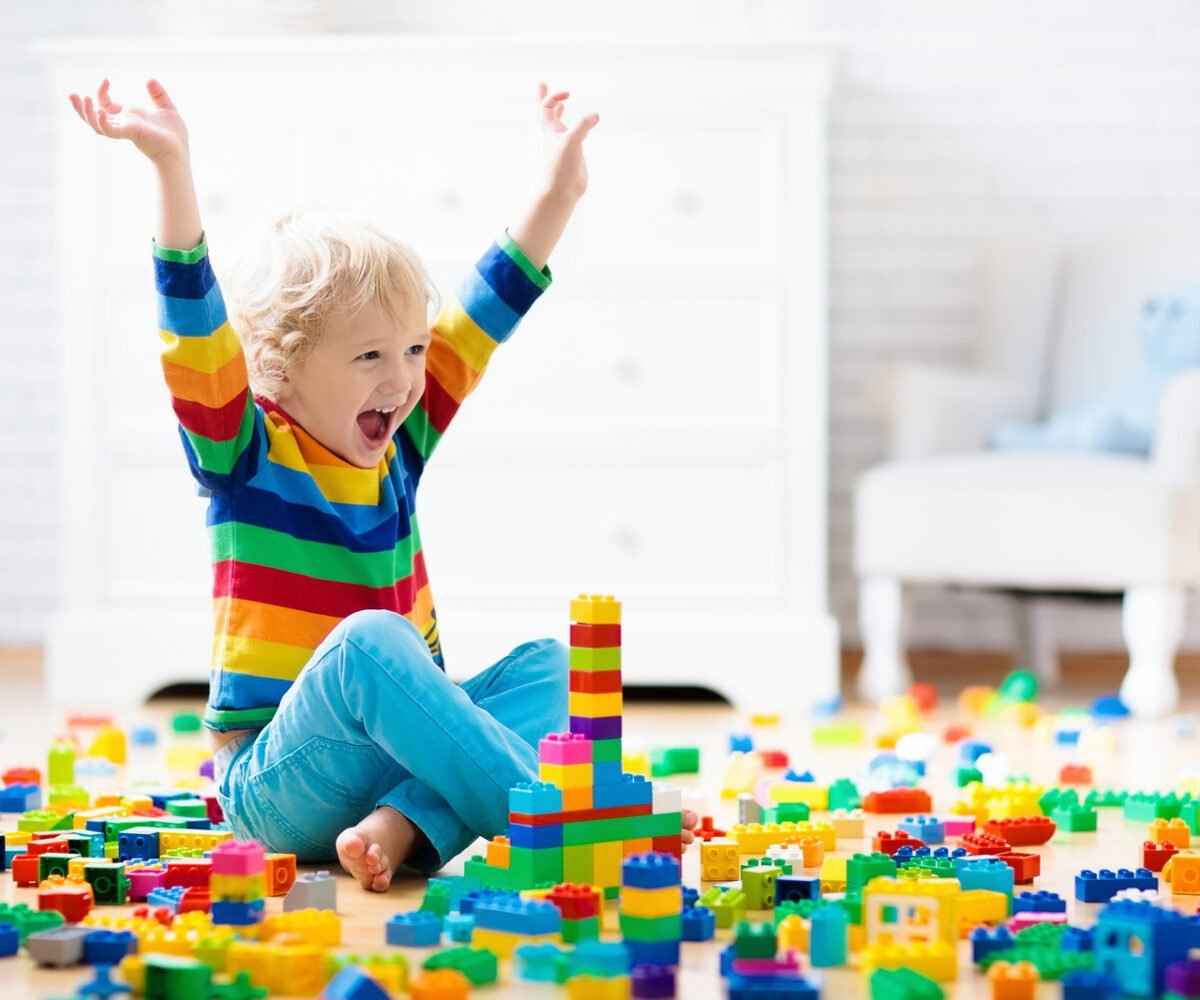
[960,830,1010,855]
[863,788,933,814]
[509,803,654,827]
[874,830,925,856]
[984,817,1056,847]
[998,851,1040,884]
[759,750,790,769]
[162,860,211,889]
[2,767,40,785]
[26,838,70,858]
[652,834,683,859]
[569,624,622,648]
[570,671,623,694]
[1059,764,1093,786]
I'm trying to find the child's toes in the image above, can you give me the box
[369,853,392,892]
[336,828,366,862]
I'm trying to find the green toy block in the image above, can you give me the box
[171,711,203,734]
[562,812,680,846]
[38,853,79,880]
[424,946,497,986]
[1124,791,1184,822]
[812,722,864,747]
[740,863,779,909]
[749,856,793,876]
[846,853,896,894]
[165,798,209,819]
[734,920,777,959]
[1051,804,1097,832]
[870,967,944,1000]
[997,669,1038,703]
[18,810,67,832]
[84,861,129,905]
[897,856,956,879]
[561,915,600,943]
[463,856,531,892]
[420,882,452,918]
[773,899,829,926]
[508,846,563,886]
[837,892,863,926]
[955,767,983,788]
[618,913,683,942]
[698,887,746,929]
[828,778,862,811]
[144,955,212,1000]
[0,903,64,941]
[650,747,700,777]
[1182,799,1200,835]
[603,886,620,901]
[102,817,192,842]
[1039,788,1065,815]
[763,802,810,825]
[562,844,593,884]
[569,647,621,671]
[1084,788,1128,809]
[978,945,1093,980]
[591,739,623,763]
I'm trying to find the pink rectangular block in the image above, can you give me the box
[127,865,167,902]
[209,840,265,876]
[940,816,976,837]
[731,954,803,977]
[1007,912,1067,932]
[538,732,593,765]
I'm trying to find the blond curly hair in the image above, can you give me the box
[226,211,439,399]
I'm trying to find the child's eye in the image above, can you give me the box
[356,350,381,362]
[406,344,426,357]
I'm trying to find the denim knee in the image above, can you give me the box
[522,637,568,716]
[335,608,443,687]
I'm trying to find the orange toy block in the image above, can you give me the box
[1163,851,1200,894]
[1149,817,1192,849]
[486,837,511,869]
[987,960,1038,1000]
[264,853,297,897]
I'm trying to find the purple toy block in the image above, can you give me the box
[632,963,677,998]
[1166,959,1200,997]
[570,715,622,740]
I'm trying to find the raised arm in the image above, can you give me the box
[69,79,262,491]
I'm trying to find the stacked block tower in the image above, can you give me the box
[209,840,265,926]
[466,594,683,897]
[620,852,683,966]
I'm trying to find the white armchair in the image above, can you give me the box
[854,230,1200,717]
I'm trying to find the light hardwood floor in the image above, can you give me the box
[3,646,1199,998]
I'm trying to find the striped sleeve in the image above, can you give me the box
[154,234,263,492]
[399,232,551,483]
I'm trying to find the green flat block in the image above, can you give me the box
[0,903,64,942]
[102,817,192,842]
[1084,788,1128,809]
[618,913,682,941]
[1183,799,1200,835]
[828,778,861,811]
[1124,792,1184,822]
[463,856,532,892]
[165,798,209,818]
[508,846,562,886]
[17,810,63,832]
[568,647,621,671]
[650,747,700,777]
[603,886,619,900]
[978,945,1093,980]
[897,856,956,879]
[424,946,496,986]
[846,853,896,894]
[591,738,623,763]
[561,916,600,943]
[144,955,212,1000]
[562,811,680,846]
[764,803,810,824]
[870,967,944,1000]
[562,844,593,884]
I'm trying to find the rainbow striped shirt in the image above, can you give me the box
[153,233,551,732]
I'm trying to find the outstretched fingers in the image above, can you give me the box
[145,78,176,110]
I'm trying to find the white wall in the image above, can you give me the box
[6,0,1200,650]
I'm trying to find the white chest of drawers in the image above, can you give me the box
[39,35,839,715]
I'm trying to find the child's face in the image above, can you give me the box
[277,297,431,468]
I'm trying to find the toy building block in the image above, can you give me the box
[987,960,1038,1000]
[860,940,957,983]
[984,817,1055,847]
[956,858,1014,901]
[734,919,777,959]
[1059,764,1093,786]
[863,788,933,815]
[898,816,944,845]
[701,839,739,882]
[960,830,1010,856]
[758,749,789,769]
[0,923,18,958]
[997,852,1041,885]
[264,853,297,897]
[697,887,746,929]
[283,871,337,912]
[830,809,866,841]
[423,946,499,987]
[874,830,925,857]
[1075,868,1158,903]
[775,875,821,905]
[970,926,1015,964]
[650,747,700,777]
[1164,959,1200,998]
[1052,803,1098,833]
[1149,817,1192,849]
[388,911,443,947]
[1093,899,1200,997]
[769,781,828,810]
[682,905,715,941]
[569,940,632,979]
[25,925,92,967]
[514,942,572,984]
[630,963,675,998]
[720,752,763,799]
[1143,839,1179,873]
[321,967,392,1000]
[809,904,848,968]
[739,863,780,909]
[409,969,470,999]
[736,794,762,827]
[869,967,945,1000]
[1162,851,1200,894]
[83,862,129,905]
[37,880,93,923]
[847,852,898,894]
[1012,890,1065,914]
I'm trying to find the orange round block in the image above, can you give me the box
[410,969,470,999]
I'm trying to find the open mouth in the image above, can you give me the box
[356,404,400,449]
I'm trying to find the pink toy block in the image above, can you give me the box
[210,840,265,876]
[127,865,167,902]
[731,954,803,977]
[941,816,976,838]
[538,733,594,766]
[1007,912,1067,932]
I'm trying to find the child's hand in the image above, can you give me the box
[536,81,599,204]
[68,78,190,168]
[681,809,700,847]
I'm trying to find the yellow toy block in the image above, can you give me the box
[819,856,847,893]
[593,840,623,889]
[622,838,652,857]
[701,839,739,882]
[863,877,960,946]
[1150,817,1192,849]
[119,956,144,993]
[121,795,153,811]
[569,691,623,717]
[211,873,266,899]
[768,783,829,811]
[860,940,958,983]
[472,927,556,959]
[562,786,593,812]
[568,975,631,999]
[988,960,1038,1000]
[623,751,650,778]
[621,886,683,918]
[226,940,327,995]
[487,836,511,869]
[159,829,232,853]
[849,923,867,953]
[731,822,837,855]
[256,908,342,947]
[777,914,807,952]
[750,713,781,727]
[68,857,89,880]
[720,752,763,799]
[831,810,866,840]
[957,889,1009,931]
[88,726,127,765]
[72,807,125,830]
[1163,851,1200,894]
[3,830,31,846]
[540,762,594,790]
[570,593,622,625]
[49,786,89,809]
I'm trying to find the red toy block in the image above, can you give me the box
[998,852,1040,884]
[984,817,1056,847]
[569,670,623,694]
[874,830,925,856]
[132,805,168,818]
[66,713,113,728]
[960,830,1011,855]
[652,834,682,859]
[162,860,211,889]
[12,854,42,887]
[203,794,224,825]
[547,883,601,919]
[863,788,933,814]
[38,884,92,923]
[27,837,71,858]
[1143,839,1179,872]
[759,750,790,769]
[943,725,971,744]
[2,766,40,785]
[695,817,727,843]
[909,683,938,713]
[1058,764,1093,786]
[509,803,653,827]
[179,887,211,914]
[569,623,622,648]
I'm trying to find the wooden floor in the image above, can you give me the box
[3,645,1199,998]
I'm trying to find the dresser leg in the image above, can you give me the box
[1119,584,1183,717]
[857,576,912,702]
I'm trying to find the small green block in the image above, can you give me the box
[591,739,623,763]
[618,913,683,941]
[144,954,212,1000]
[956,767,983,787]
[38,853,78,881]
[165,798,209,819]
[870,967,944,1000]
[734,920,777,958]
[420,882,452,918]
[650,747,700,777]
[763,802,810,824]
[561,915,600,943]
[424,946,497,986]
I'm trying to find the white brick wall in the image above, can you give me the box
[8,0,1200,653]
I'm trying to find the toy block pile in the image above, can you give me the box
[465,595,684,897]
[210,840,265,926]
[619,852,683,966]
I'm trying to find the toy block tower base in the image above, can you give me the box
[465,595,684,898]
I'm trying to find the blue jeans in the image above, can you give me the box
[214,609,568,873]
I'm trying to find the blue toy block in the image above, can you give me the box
[957,741,992,765]
[508,823,563,850]
[730,733,754,753]
[622,852,681,890]
[1014,890,1066,914]
[1062,926,1094,952]
[956,858,1014,900]
[812,695,842,716]
[145,886,186,913]
[682,906,715,942]
[1093,899,1200,997]
[211,899,264,926]
[810,905,848,968]
[118,830,160,863]
[0,784,41,812]
[0,923,18,957]
[515,942,571,983]
[593,774,654,810]
[1062,969,1121,1000]
[458,889,518,915]
[4,847,24,869]
[727,972,819,999]
[74,963,132,998]
[1090,695,1130,720]
[83,930,137,965]
[1075,868,1158,904]
[473,897,561,935]
[970,926,1015,963]
[591,761,623,786]
[897,815,944,845]
[386,911,442,947]
[571,941,631,979]
[321,966,391,1000]
[445,910,475,943]
[1055,729,1082,746]
[131,725,158,746]
[508,781,563,815]
[682,886,699,910]
[775,876,820,903]
[784,769,815,783]
[626,938,680,968]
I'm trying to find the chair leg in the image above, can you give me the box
[857,576,912,702]
[1119,584,1183,717]
[1015,597,1060,689]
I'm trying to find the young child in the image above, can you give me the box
[69,78,695,890]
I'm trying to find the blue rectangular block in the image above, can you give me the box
[509,823,563,850]
[0,784,41,812]
[593,776,654,810]
[592,761,624,787]
[474,898,562,935]
[212,899,265,926]
[626,938,680,967]
[118,830,161,862]
[508,782,563,815]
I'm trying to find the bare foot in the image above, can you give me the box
[335,805,418,892]
[681,809,700,847]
